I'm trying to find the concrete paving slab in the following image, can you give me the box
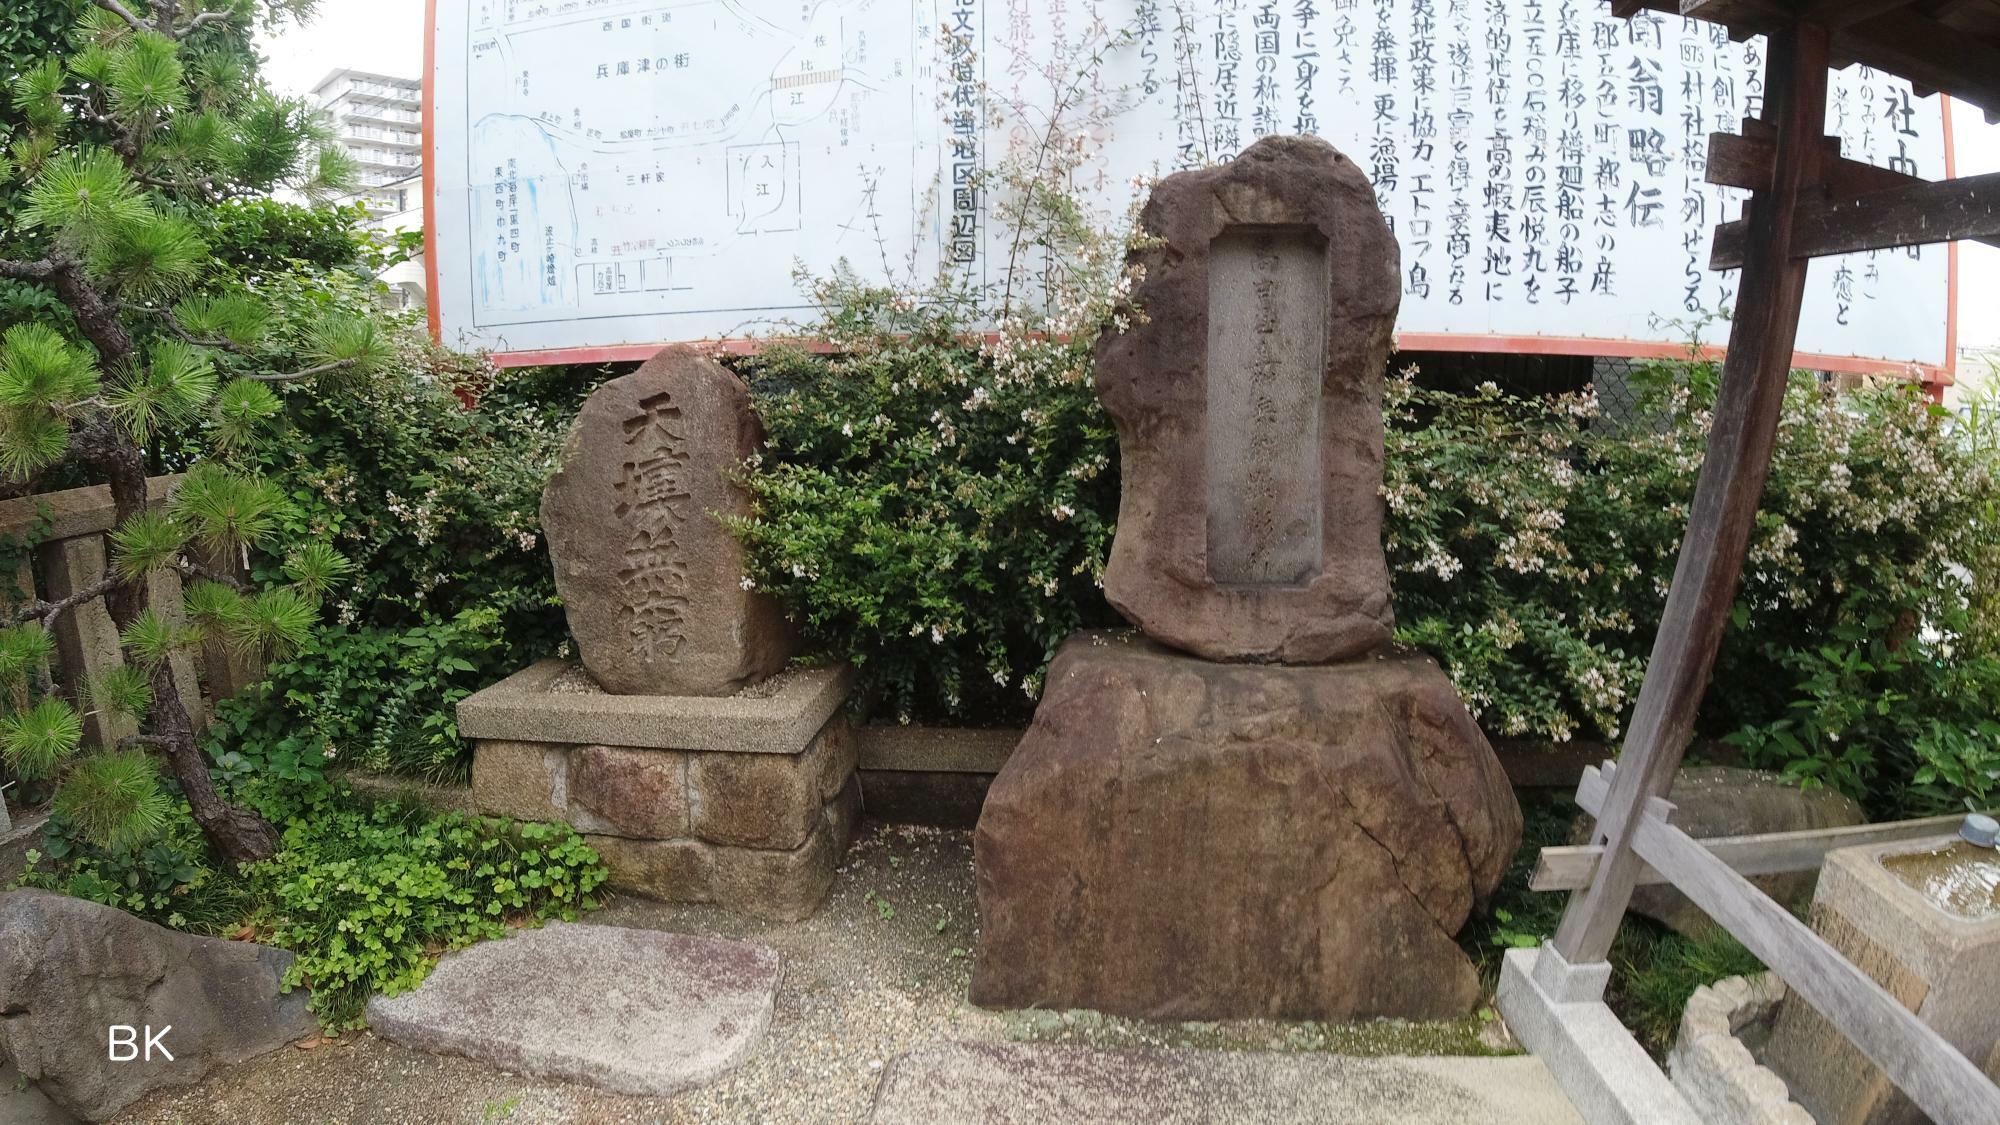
[869,1041,1583,1125]
[365,922,778,1098]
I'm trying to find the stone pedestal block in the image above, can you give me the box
[461,660,857,921]
[972,632,1520,1020]
[1764,835,2000,1125]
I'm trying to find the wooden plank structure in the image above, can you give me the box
[1495,2,2000,1122]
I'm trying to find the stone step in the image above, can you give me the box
[869,1041,1583,1125]
[366,922,779,1098]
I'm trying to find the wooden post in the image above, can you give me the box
[1550,21,1832,966]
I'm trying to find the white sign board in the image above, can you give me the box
[427,0,1952,372]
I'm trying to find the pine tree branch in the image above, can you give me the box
[0,259,61,282]
[172,557,247,592]
[89,0,150,35]
[118,733,171,750]
[181,11,230,36]
[12,571,124,632]
[90,0,232,41]
[141,304,249,354]
[250,358,354,383]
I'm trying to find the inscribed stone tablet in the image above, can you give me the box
[1095,134,1400,663]
[542,346,793,695]
[1205,227,1328,586]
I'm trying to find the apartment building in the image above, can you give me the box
[309,68,426,311]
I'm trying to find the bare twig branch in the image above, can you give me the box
[181,10,229,36]
[173,557,247,592]
[118,733,172,750]
[12,571,124,632]
[139,303,250,354]
[249,358,354,383]
[0,259,61,282]
[89,0,150,34]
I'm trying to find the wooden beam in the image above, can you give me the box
[1550,22,1831,967]
[1799,0,1918,29]
[1712,170,2000,267]
[1795,169,2000,257]
[1839,10,2000,120]
[1631,811,2000,1124]
[1530,811,1981,892]
[1681,0,1791,34]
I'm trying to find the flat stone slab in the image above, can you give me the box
[869,1042,1582,1125]
[365,922,779,1098]
[456,659,851,753]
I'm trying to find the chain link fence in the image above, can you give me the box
[1400,349,1653,425]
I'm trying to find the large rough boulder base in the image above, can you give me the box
[542,345,793,695]
[1572,766,1866,937]
[0,889,314,1121]
[1096,134,1401,664]
[366,922,779,1097]
[973,632,1521,1020]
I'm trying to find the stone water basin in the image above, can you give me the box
[1883,840,2000,921]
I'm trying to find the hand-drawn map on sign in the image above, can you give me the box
[426,0,1953,373]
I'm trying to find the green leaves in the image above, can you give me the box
[0,412,71,480]
[173,292,269,347]
[19,147,148,239]
[0,323,99,410]
[8,57,65,130]
[105,32,187,123]
[83,665,152,723]
[179,579,317,659]
[120,608,182,667]
[282,541,354,597]
[306,316,389,374]
[1,696,82,778]
[89,210,205,296]
[107,339,216,442]
[212,378,282,449]
[107,509,190,582]
[229,587,317,659]
[0,625,56,688]
[52,750,171,851]
[169,462,288,557]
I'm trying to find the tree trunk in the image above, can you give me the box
[54,254,280,865]
[146,637,277,863]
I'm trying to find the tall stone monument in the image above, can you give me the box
[458,346,858,920]
[972,136,1522,1019]
[541,347,794,695]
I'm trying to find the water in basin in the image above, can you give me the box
[1882,841,2000,921]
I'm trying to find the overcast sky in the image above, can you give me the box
[258,0,2000,349]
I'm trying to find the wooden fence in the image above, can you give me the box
[0,474,264,749]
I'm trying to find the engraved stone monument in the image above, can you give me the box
[1095,138,1397,663]
[972,136,1522,1019]
[459,346,855,920]
[541,346,794,696]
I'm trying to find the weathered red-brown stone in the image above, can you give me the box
[972,631,1521,1020]
[542,346,793,695]
[1096,134,1400,663]
[568,745,689,838]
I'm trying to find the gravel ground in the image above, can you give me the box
[116,823,1502,1125]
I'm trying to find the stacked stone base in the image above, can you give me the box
[972,631,1521,1020]
[461,660,857,921]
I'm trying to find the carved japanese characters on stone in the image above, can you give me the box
[1096,134,1401,663]
[542,346,793,696]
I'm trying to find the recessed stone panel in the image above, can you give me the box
[1205,226,1327,587]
